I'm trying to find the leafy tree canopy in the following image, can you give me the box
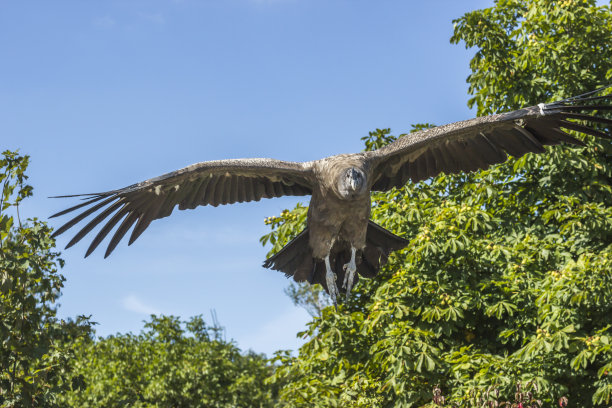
[60,315,280,408]
[263,0,612,406]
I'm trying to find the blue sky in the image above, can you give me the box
[1,0,494,355]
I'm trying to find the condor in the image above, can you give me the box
[52,87,611,305]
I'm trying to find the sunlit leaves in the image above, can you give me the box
[451,0,612,115]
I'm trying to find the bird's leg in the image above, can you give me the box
[324,255,339,306]
[343,246,357,299]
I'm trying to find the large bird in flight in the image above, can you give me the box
[52,88,611,305]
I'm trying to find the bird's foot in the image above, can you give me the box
[326,269,339,305]
[324,255,339,306]
[342,261,356,300]
[342,247,358,300]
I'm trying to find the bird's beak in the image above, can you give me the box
[348,169,362,191]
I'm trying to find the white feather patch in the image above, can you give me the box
[538,103,546,116]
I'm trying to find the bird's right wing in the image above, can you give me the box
[51,158,315,258]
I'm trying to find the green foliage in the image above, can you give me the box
[59,315,279,407]
[263,1,612,406]
[361,128,397,152]
[450,0,612,115]
[0,151,93,408]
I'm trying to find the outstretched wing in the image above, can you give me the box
[51,158,315,258]
[367,87,612,191]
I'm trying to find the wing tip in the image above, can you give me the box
[49,192,108,199]
[562,84,612,102]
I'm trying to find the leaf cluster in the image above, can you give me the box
[450,0,612,115]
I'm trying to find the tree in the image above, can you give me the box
[0,151,93,408]
[264,0,612,406]
[59,315,280,408]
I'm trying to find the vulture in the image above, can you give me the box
[52,88,611,305]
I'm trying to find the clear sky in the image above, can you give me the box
[1,0,494,355]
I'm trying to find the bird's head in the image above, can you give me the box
[337,167,367,199]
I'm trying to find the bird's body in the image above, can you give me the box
[299,155,375,301]
[51,87,611,305]
[308,154,372,258]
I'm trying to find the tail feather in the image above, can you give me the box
[262,228,311,279]
[360,221,409,277]
[263,221,409,295]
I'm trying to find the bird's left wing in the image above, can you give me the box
[51,158,315,258]
[366,88,611,191]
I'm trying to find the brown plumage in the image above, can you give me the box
[51,88,612,304]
